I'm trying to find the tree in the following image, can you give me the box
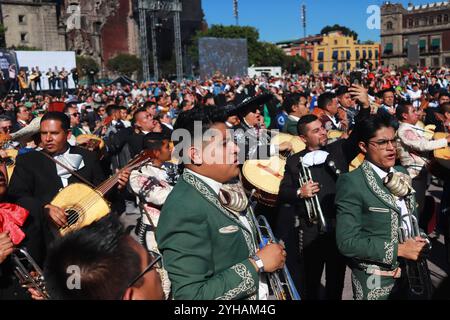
[107,54,141,77]
[9,45,40,51]
[188,24,261,67]
[0,24,7,48]
[321,24,358,40]
[76,55,99,76]
[283,55,311,74]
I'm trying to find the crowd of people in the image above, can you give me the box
[0,64,449,300]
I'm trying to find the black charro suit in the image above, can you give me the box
[8,145,105,206]
[276,107,369,300]
[8,145,106,247]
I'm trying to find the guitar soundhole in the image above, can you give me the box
[65,209,80,227]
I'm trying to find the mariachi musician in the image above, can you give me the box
[59,68,69,91]
[336,114,432,300]
[8,112,129,244]
[230,94,293,228]
[395,102,450,230]
[46,68,56,90]
[156,106,287,300]
[277,84,371,300]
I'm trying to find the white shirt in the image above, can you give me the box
[368,162,413,240]
[186,169,269,300]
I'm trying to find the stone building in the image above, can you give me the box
[0,0,65,50]
[381,1,450,68]
[60,0,139,75]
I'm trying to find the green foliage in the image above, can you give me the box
[76,55,99,76]
[283,55,311,74]
[10,45,41,51]
[107,53,141,77]
[321,24,358,40]
[0,23,6,47]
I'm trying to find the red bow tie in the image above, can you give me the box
[0,203,29,245]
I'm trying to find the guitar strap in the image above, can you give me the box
[40,150,96,188]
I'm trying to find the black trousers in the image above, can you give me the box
[412,167,428,230]
[298,217,346,300]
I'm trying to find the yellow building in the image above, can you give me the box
[313,32,380,73]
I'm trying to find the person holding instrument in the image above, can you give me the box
[8,112,130,243]
[157,106,286,300]
[336,114,429,300]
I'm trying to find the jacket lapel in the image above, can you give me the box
[182,171,256,255]
[360,161,401,214]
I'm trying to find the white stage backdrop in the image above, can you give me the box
[15,51,77,90]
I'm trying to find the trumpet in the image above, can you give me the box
[298,157,327,232]
[383,172,433,300]
[11,248,50,300]
[248,192,301,300]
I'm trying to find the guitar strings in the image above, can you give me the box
[62,156,149,228]
[64,154,151,227]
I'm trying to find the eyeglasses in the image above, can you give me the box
[127,251,162,288]
[71,113,80,117]
[368,138,397,150]
[0,126,12,132]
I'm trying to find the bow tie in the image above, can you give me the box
[54,153,85,180]
[0,203,29,245]
[302,150,330,168]
[219,183,249,216]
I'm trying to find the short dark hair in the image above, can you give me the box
[395,102,413,121]
[44,215,141,300]
[282,93,301,114]
[143,132,170,151]
[173,106,228,160]
[439,91,450,100]
[440,102,450,114]
[297,114,318,136]
[144,101,156,109]
[357,113,396,144]
[41,111,71,132]
[317,92,335,110]
[132,107,148,125]
[106,105,120,117]
[0,115,12,122]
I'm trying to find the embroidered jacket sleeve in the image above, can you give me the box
[156,198,259,300]
[398,126,447,153]
[129,167,173,207]
[335,174,398,268]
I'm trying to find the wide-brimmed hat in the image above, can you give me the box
[228,93,274,117]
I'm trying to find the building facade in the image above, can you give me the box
[60,0,139,76]
[381,1,450,68]
[278,32,380,73]
[313,32,380,73]
[0,0,66,51]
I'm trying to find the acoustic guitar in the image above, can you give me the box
[430,132,450,180]
[242,133,306,207]
[51,150,152,236]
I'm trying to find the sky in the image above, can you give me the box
[202,0,442,43]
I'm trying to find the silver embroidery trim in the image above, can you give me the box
[351,273,364,300]
[361,161,398,209]
[361,162,398,265]
[367,284,395,300]
[216,263,256,300]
